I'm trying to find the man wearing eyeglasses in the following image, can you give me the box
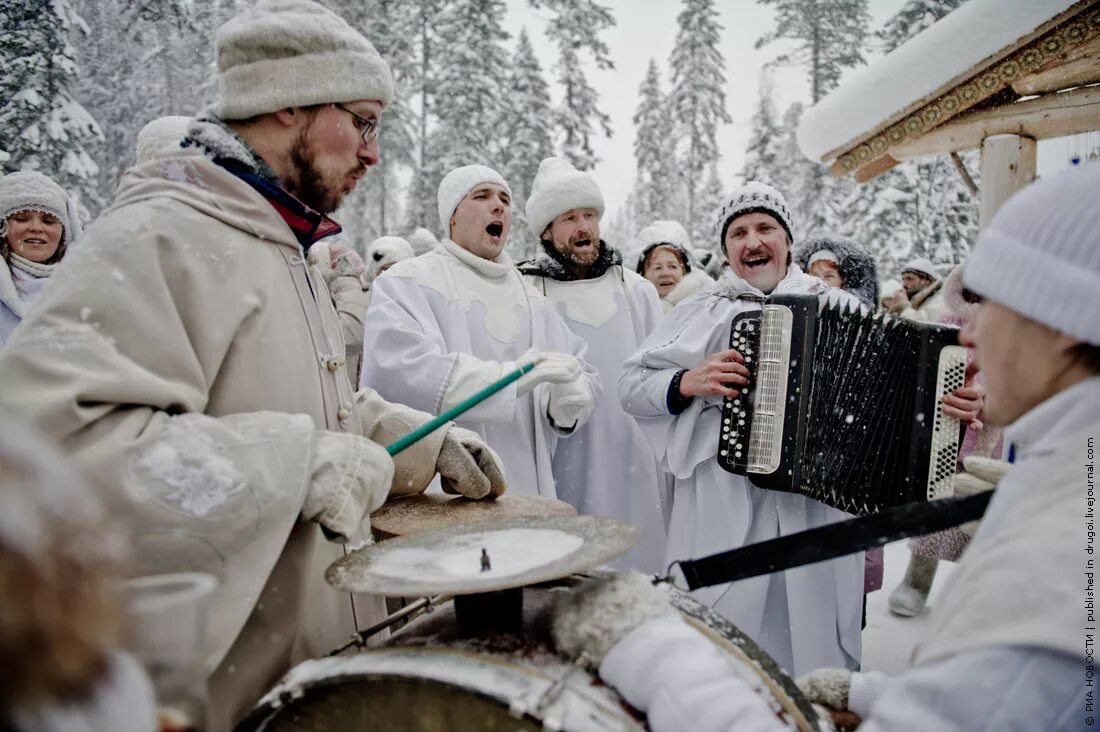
[0,0,506,727]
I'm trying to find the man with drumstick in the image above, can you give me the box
[563,158,1096,732]
[360,164,601,499]
[618,181,984,679]
[0,0,507,726]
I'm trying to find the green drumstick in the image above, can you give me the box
[385,359,541,456]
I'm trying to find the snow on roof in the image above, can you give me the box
[798,0,1079,164]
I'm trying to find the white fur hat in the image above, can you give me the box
[407,227,439,256]
[636,220,691,251]
[964,163,1100,345]
[437,165,510,234]
[901,257,940,281]
[0,171,73,247]
[213,0,394,120]
[136,116,192,164]
[365,235,414,281]
[714,181,793,246]
[525,157,605,237]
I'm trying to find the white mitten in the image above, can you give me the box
[956,456,1010,536]
[547,375,596,430]
[551,572,676,666]
[506,350,583,397]
[797,668,851,710]
[955,456,1010,495]
[302,431,393,542]
[308,242,368,285]
[437,426,507,499]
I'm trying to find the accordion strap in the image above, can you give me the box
[674,493,992,591]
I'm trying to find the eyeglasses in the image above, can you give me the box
[332,103,380,144]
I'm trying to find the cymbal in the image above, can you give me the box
[370,493,576,539]
[326,515,637,597]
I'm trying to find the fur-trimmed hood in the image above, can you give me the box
[794,235,879,307]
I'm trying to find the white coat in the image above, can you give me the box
[618,265,864,677]
[360,238,600,498]
[525,265,668,572]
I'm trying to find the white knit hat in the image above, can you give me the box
[636,220,691,251]
[964,163,1100,346]
[808,249,839,268]
[901,257,940,281]
[213,0,394,120]
[407,227,439,256]
[136,116,192,164]
[525,157,605,237]
[437,165,511,234]
[714,181,794,246]
[365,235,414,281]
[0,171,72,247]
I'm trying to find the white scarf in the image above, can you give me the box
[1,253,56,318]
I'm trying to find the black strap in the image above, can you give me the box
[676,492,992,590]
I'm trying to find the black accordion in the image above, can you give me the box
[717,294,967,516]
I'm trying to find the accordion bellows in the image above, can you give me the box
[718,294,966,516]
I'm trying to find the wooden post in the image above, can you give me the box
[979,134,1037,229]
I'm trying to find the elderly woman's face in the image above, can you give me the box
[5,210,63,263]
[644,246,685,297]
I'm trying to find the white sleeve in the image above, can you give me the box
[859,646,1082,732]
[360,274,518,423]
[600,616,787,732]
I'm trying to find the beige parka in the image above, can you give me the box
[0,153,447,728]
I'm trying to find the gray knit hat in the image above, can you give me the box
[0,171,72,247]
[214,0,394,120]
[714,181,794,246]
[964,163,1100,346]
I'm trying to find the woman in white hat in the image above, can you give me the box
[0,171,75,346]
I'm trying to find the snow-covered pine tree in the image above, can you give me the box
[528,0,615,171]
[498,28,555,260]
[755,0,871,105]
[1,0,104,218]
[695,163,724,253]
[404,0,444,235]
[74,0,235,207]
[631,59,681,225]
[667,0,731,246]
[328,0,418,248]
[421,0,511,238]
[836,0,976,278]
[754,0,869,238]
[879,0,968,53]
[740,74,783,186]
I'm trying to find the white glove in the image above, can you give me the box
[955,456,1010,496]
[547,375,595,430]
[302,431,393,542]
[507,349,583,397]
[797,668,851,710]
[956,456,1010,536]
[308,241,368,286]
[551,572,676,667]
[437,426,507,499]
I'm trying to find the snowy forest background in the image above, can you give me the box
[1,0,979,276]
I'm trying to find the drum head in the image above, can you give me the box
[370,494,576,539]
[326,515,637,596]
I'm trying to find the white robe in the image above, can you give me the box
[525,266,668,572]
[360,239,600,498]
[618,264,864,677]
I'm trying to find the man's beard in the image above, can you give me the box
[559,234,599,266]
[286,130,354,214]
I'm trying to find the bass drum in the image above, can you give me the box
[237,571,822,731]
